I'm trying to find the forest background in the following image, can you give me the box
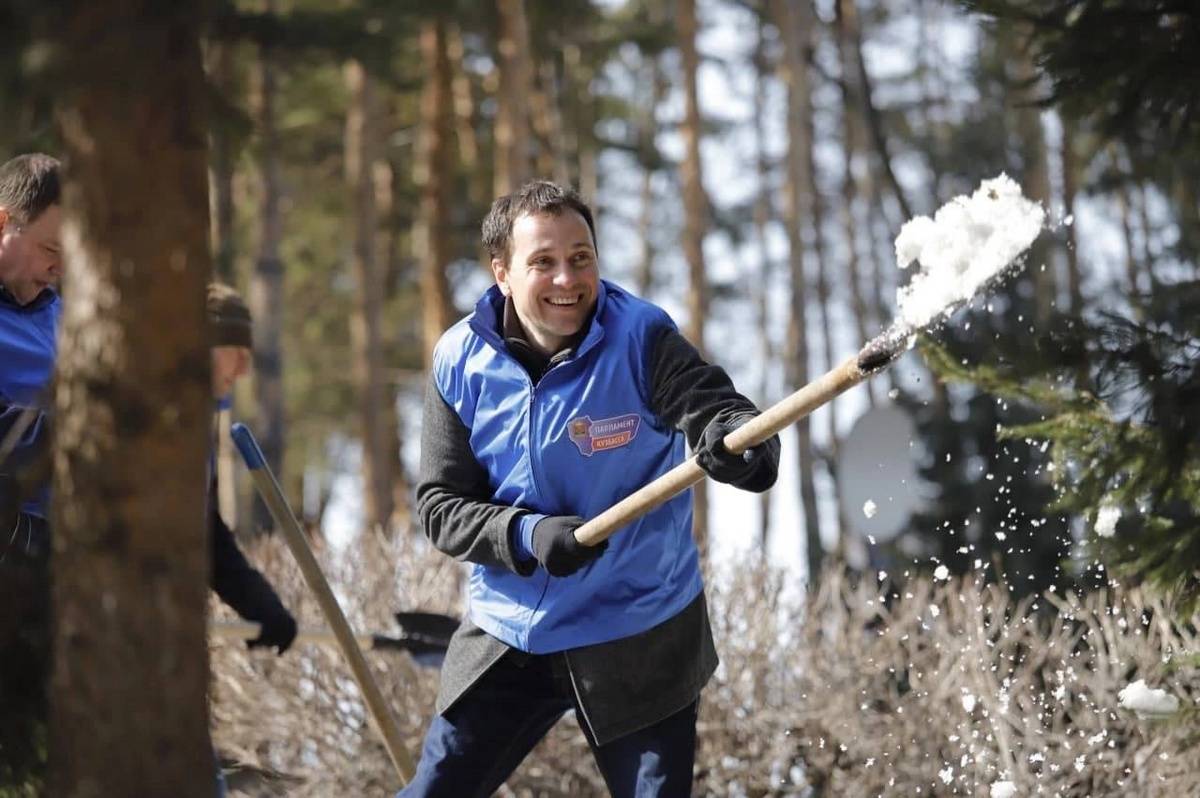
[1,0,1198,795]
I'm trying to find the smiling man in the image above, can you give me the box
[402,181,781,797]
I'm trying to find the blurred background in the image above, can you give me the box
[4,0,1198,794]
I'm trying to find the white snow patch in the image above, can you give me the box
[1119,679,1180,717]
[1095,502,1121,538]
[990,780,1017,798]
[894,174,1045,330]
[961,692,976,713]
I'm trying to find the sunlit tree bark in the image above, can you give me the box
[49,2,212,792]
[345,60,395,533]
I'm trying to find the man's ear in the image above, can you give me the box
[491,256,510,296]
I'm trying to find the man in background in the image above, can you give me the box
[0,152,61,789]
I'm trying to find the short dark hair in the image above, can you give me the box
[0,154,61,226]
[481,180,597,263]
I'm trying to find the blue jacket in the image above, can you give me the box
[0,288,59,518]
[431,281,703,653]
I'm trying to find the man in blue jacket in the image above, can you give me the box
[0,153,61,563]
[0,152,61,786]
[402,181,780,797]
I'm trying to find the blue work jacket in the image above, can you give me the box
[431,280,703,654]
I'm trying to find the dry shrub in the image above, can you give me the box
[212,541,1200,797]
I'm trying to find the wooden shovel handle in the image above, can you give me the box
[574,349,884,548]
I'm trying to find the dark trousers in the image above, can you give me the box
[398,650,698,798]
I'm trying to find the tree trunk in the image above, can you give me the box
[840,0,913,222]
[677,0,711,555]
[416,18,456,369]
[345,60,395,534]
[635,53,667,299]
[251,19,286,534]
[774,0,824,582]
[834,0,876,407]
[1012,38,1055,322]
[751,13,774,551]
[1059,117,1083,314]
[446,23,485,206]
[494,0,532,196]
[203,39,241,530]
[49,3,212,793]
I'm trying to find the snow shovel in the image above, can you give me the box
[230,422,416,785]
[211,610,454,669]
[574,327,907,547]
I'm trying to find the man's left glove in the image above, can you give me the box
[695,416,779,492]
[247,608,298,655]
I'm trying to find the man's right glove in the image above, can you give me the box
[531,515,607,577]
[695,416,779,493]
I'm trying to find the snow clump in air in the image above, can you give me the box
[894,174,1045,331]
[1118,679,1180,717]
[1094,501,1121,538]
[990,781,1017,798]
[863,499,878,519]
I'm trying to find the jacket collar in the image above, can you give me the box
[470,280,609,362]
[0,284,58,313]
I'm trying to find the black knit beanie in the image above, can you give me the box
[207,283,253,348]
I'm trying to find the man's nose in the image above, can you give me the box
[551,262,575,285]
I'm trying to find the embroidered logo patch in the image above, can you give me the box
[568,413,641,457]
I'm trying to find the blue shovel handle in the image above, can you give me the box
[230,422,267,470]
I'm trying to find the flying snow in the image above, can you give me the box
[1094,502,1121,538]
[1118,679,1180,717]
[863,499,878,519]
[894,174,1045,331]
[990,781,1017,798]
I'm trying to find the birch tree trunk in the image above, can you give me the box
[774,0,824,581]
[49,2,212,793]
[345,60,395,534]
[677,0,711,554]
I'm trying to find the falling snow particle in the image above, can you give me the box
[1095,502,1121,538]
[990,781,1017,798]
[934,565,950,581]
[863,500,878,519]
[1119,680,1180,717]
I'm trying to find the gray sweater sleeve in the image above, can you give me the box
[648,327,780,492]
[415,377,536,576]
